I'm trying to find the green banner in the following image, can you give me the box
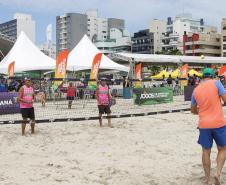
[133,87,173,105]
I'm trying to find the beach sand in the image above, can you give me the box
[1,111,226,185]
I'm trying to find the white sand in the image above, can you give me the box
[1,111,226,185]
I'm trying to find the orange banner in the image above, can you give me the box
[219,66,226,76]
[88,53,102,90]
[54,49,69,88]
[180,64,188,87]
[134,63,142,88]
[8,61,15,77]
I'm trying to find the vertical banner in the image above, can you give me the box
[8,61,15,77]
[54,49,69,88]
[88,53,102,90]
[134,63,142,88]
[180,64,188,87]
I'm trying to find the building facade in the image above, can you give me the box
[149,19,166,53]
[221,18,226,57]
[183,27,221,57]
[132,29,154,54]
[40,24,56,59]
[0,13,36,43]
[162,14,205,53]
[56,10,125,55]
[95,28,131,55]
[56,13,87,54]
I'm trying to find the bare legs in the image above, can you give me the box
[21,119,27,136]
[21,119,35,136]
[202,147,226,185]
[99,114,103,127]
[68,100,72,109]
[215,146,226,185]
[202,149,211,184]
[99,114,113,128]
[107,113,113,128]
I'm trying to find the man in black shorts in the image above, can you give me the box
[18,78,36,136]
[96,78,113,128]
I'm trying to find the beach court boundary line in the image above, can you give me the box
[0,107,190,125]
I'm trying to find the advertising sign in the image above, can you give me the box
[0,92,20,115]
[133,87,173,105]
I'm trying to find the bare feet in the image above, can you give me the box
[214,175,221,185]
[108,125,114,128]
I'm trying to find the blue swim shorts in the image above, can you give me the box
[198,126,226,149]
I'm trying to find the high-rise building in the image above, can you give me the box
[161,13,206,53]
[95,28,131,55]
[56,13,87,54]
[221,18,226,57]
[56,10,125,55]
[0,13,36,43]
[132,29,154,54]
[149,19,166,53]
[40,24,56,59]
[86,10,108,42]
[108,18,125,35]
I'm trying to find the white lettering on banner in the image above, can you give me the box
[58,59,66,74]
[93,60,101,77]
[140,93,168,100]
[0,100,13,106]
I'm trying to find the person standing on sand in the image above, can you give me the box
[18,78,36,136]
[67,82,75,109]
[191,68,226,185]
[96,77,113,128]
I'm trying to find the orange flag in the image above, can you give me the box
[134,63,142,88]
[8,61,15,77]
[88,53,102,90]
[180,64,188,87]
[54,49,69,88]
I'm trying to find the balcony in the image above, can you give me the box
[185,48,221,55]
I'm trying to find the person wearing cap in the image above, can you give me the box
[96,77,113,128]
[191,68,226,185]
[18,78,36,136]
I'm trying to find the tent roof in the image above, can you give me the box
[67,35,128,72]
[0,31,55,74]
[112,53,226,64]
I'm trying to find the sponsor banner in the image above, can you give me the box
[133,63,142,88]
[184,86,195,101]
[88,53,102,90]
[8,61,15,77]
[0,92,20,115]
[180,64,188,87]
[133,87,173,105]
[54,49,69,88]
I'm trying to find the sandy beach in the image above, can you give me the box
[1,110,226,185]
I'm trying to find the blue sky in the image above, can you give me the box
[0,0,226,45]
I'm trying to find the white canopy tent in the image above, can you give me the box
[67,35,128,72]
[113,53,226,64]
[0,31,55,74]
